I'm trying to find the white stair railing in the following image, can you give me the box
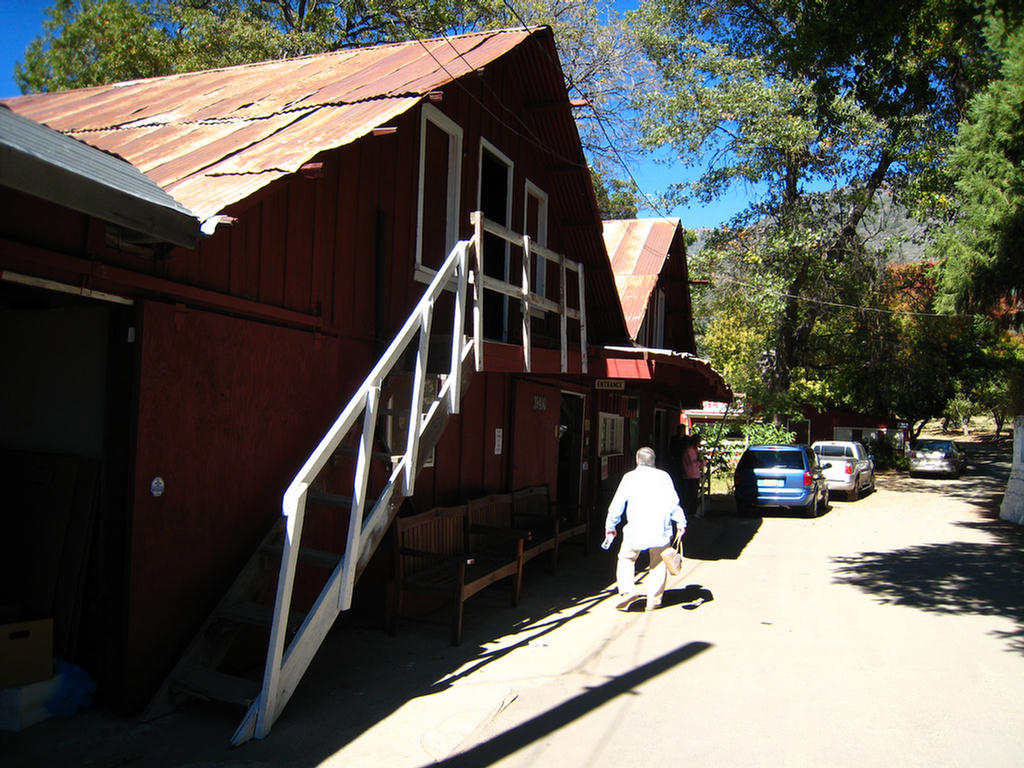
[232,212,588,745]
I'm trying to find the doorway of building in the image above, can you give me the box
[557,392,585,523]
[0,281,134,703]
[653,407,671,467]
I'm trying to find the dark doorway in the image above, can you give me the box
[557,393,584,522]
[0,281,134,705]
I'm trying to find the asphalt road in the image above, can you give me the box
[444,439,1024,768]
[4,440,1022,767]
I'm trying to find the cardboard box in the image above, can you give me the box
[0,619,53,688]
[0,674,60,731]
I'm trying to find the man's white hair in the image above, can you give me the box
[636,446,656,467]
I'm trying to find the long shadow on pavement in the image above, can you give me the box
[682,513,762,561]
[427,641,712,768]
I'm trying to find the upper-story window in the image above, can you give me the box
[478,139,514,341]
[416,103,463,281]
[641,287,666,348]
[524,180,549,305]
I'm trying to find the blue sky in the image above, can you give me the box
[0,0,748,228]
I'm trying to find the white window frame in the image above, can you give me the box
[415,103,463,283]
[599,412,625,457]
[523,180,549,306]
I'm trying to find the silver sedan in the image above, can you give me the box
[908,439,967,478]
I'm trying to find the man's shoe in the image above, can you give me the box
[645,600,662,612]
[615,593,640,611]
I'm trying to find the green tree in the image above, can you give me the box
[480,1,657,204]
[16,0,174,91]
[842,262,982,439]
[631,0,1006,404]
[591,169,639,219]
[16,0,502,92]
[933,16,1024,315]
[970,330,1024,437]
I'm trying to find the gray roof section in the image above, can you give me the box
[0,104,201,248]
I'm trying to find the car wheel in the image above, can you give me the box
[807,496,819,518]
[849,477,859,502]
[736,500,753,516]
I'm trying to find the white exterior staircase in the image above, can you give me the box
[142,212,588,744]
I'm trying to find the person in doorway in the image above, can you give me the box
[681,433,704,519]
[604,446,687,611]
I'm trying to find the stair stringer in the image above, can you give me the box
[232,343,474,745]
[232,239,475,745]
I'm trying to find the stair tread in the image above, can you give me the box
[307,489,353,508]
[218,600,275,626]
[173,665,260,707]
[333,444,393,462]
[262,543,341,570]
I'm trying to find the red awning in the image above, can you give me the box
[589,346,733,406]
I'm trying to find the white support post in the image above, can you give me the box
[404,305,432,497]
[255,480,310,738]
[522,235,532,372]
[449,242,468,414]
[577,262,588,374]
[559,253,568,373]
[341,385,378,611]
[471,211,484,371]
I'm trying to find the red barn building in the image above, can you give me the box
[1,28,728,738]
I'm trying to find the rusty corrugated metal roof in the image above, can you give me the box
[1,30,533,222]
[603,218,682,340]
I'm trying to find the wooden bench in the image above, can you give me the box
[512,484,590,568]
[467,493,556,590]
[388,504,523,645]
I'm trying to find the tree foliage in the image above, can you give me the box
[632,0,1010,424]
[932,15,1024,316]
[16,0,501,93]
[479,1,656,193]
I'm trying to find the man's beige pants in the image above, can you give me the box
[617,544,669,607]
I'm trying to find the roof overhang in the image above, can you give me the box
[0,106,201,248]
[590,345,733,406]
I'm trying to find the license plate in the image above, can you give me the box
[758,479,784,487]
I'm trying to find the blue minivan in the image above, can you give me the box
[733,444,830,517]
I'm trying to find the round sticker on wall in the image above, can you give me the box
[150,477,165,497]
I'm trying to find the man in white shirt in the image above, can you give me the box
[605,446,687,611]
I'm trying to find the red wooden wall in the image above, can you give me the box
[124,300,346,705]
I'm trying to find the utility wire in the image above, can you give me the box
[716,275,971,319]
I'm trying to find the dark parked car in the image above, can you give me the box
[734,444,830,517]
[908,439,968,478]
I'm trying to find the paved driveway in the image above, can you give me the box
[4,442,1022,768]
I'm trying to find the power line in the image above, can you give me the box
[714,275,971,319]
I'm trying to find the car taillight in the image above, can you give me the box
[845,464,853,475]
[804,471,813,486]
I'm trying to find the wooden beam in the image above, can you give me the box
[0,237,328,332]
